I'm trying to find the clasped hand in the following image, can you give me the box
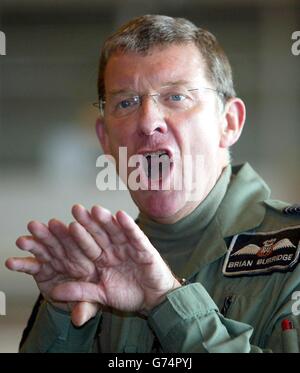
[6,205,180,326]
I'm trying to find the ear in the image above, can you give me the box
[219,97,246,148]
[95,117,111,155]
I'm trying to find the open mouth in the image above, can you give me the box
[141,150,173,181]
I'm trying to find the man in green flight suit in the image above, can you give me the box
[6,14,300,353]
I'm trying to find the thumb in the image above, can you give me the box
[71,301,100,326]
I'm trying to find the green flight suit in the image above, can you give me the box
[20,163,300,353]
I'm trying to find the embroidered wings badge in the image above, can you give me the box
[231,238,296,258]
[223,226,300,277]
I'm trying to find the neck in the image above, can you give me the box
[145,161,229,225]
[150,200,202,224]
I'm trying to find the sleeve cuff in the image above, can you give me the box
[148,283,253,353]
[148,282,218,342]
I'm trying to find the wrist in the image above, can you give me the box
[144,277,182,314]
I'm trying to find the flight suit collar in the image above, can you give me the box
[217,163,271,237]
[180,163,271,279]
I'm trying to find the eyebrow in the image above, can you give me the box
[161,80,193,87]
[107,80,194,97]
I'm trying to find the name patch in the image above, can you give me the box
[223,226,300,277]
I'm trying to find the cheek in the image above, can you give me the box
[105,124,138,169]
[175,111,221,157]
[107,123,133,149]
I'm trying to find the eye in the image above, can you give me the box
[161,91,190,103]
[118,100,132,109]
[117,96,139,110]
[161,90,194,111]
[169,93,186,102]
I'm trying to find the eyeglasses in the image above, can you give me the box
[93,86,224,118]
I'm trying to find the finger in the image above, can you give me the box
[5,257,41,275]
[91,205,127,245]
[48,219,94,266]
[69,221,102,262]
[72,204,111,249]
[116,210,153,252]
[71,302,100,326]
[115,211,157,264]
[51,281,107,304]
[16,236,51,262]
[27,221,66,261]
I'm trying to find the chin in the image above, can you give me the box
[132,189,186,221]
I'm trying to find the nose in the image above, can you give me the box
[137,95,168,136]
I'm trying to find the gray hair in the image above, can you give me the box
[97,14,236,103]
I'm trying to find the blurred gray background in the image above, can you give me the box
[0,0,299,352]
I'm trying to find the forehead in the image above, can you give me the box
[104,43,208,92]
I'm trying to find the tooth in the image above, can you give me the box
[143,151,168,157]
